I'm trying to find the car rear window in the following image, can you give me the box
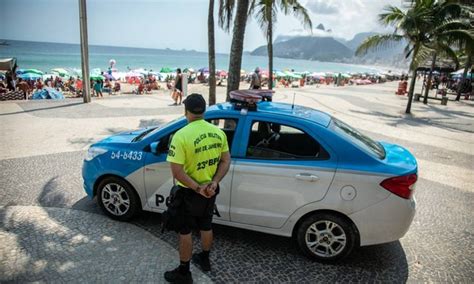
[331,118,386,159]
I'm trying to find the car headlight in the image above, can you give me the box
[85,147,108,161]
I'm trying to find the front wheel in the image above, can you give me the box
[296,213,358,262]
[97,177,140,221]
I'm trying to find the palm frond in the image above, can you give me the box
[218,0,236,32]
[355,34,404,56]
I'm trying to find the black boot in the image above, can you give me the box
[192,252,211,272]
[164,266,193,283]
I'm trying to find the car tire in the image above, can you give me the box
[97,177,140,221]
[296,212,358,262]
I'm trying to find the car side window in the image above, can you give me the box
[206,118,237,150]
[246,120,329,160]
[157,118,237,154]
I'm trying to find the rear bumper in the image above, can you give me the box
[349,194,416,246]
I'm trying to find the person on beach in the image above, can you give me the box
[172,68,183,105]
[164,93,231,283]
[35,78,43,90]
[96,79,104,97]
[250,67,262,89]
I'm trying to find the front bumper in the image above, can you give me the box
[82,159,99,199]
[349,194,416,246]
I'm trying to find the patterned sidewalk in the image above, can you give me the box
[0,206,212,283]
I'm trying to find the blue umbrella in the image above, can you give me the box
[18,73,42,80]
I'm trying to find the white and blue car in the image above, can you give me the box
[82,101,417,261]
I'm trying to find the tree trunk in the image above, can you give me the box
[456,55,472,101]
[405,44,419,114]
[226,0,250,101]
[208,0,216,105]
[423,52,437,104]
[267,9,273,91]
[406,69,418,114]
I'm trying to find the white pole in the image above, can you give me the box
[79,0,91,103]
[182,73,188,97]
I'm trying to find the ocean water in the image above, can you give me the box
[0,40,384,74]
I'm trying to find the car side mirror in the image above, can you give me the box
[150,141,160,155]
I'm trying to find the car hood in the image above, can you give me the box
[381,142,418,175]
[98,128,152,144]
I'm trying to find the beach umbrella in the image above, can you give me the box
[17,68,44,75]
[199,67,209,73]
[284,71,302,79]
[90,74,105,81]
[218,70,228,77]
[18,73,42,80]
[184,68,195,73]
[240,69,246,74]
[160,67,174,73]
[275,71,286,78]
[51,68,69,77]
[341,73,351,79]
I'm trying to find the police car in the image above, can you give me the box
[82,90,417,261]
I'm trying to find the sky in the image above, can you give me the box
[0,0,400,53]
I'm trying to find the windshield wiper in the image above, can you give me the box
[132,128,156,142]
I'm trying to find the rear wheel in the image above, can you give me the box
[97,177,140,221]
[296,212,357,262]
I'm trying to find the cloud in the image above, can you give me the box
[306,0,339,15]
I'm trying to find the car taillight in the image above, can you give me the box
[380,174,417,199]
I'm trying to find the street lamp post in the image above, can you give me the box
[79,0,91,103]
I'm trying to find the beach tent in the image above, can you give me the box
[32,87,65,100]
[18,73,42,80]
[451,69,472,77]
[0,58,17,72]
[160,67,174,73]
[51,68,69,77]
[125,71,143,78]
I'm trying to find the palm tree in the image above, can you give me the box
[249,0,312,90]
[356,1,438,114]
[208,0,217,105]
[220,0,251,101]
[420,1,472,104]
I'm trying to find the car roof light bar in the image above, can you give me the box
[229,90,274,111]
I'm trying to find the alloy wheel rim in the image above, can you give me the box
[101,183,130,216]
[305,220,347,258]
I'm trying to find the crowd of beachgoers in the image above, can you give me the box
[0,62,471,101]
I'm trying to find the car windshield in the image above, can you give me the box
[331,118,386,159]
[133,116,185,142]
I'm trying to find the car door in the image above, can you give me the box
[230,116,337,228]
[143,116,240,222]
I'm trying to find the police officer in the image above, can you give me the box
[165,93,231,283]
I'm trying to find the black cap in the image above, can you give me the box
[184,93,206,114]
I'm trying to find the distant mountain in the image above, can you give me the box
[251,32,409,68]
[345,32,379,50]
[251,36,353,61]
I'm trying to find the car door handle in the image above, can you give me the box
[295,173,319,182]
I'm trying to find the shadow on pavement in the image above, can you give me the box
[134,211,409,282]
[349,109,473,133]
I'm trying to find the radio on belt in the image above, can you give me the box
[229,90,274,111]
